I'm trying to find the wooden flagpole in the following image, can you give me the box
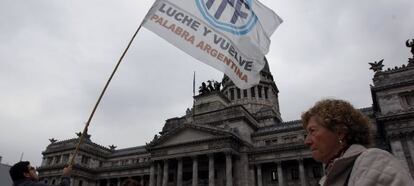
[68,20,145,166]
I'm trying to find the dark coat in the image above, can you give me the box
[13,177,70,186]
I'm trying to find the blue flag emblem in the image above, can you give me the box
[196,0,258,35]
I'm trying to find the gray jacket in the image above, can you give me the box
[320,144,414,186]
[13,177,70,186]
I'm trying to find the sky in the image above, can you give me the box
[1,0,413,166]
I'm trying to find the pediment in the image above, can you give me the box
[153,125,230,148]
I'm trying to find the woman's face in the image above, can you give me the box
[304,116,343,163]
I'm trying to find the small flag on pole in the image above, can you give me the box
[143,0,282,89]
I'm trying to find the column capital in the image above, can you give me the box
[224,151,233,156]
[207,153,215,158]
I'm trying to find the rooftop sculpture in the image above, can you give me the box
[369,59,384,73]
[406,39,414,65]
[198,80,221,95]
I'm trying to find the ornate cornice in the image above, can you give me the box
[149,138,244,159]
[376,110,414,121]
[253,120,303,137]
[38,162,151,175]
[371,79,414,91]
[43,146,109,159]
[94,162,151,173]
[248,142,307,155]
[146,123,249,149]
[149,136,242,152]
[388,130,414,139]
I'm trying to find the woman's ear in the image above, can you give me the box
[336,127,348,142]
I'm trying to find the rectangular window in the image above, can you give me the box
[168,173,174,182]
[264,87,269,99]
[251,87,256,97]
[313,166,322,178]
[81,156,90,165]
[237,88,241,99]
[47,157,53,165]
[62,154,69,163]
[258,86,262,98]
[54,155,61,164]
[230,88,235,100]
[291,168,299,180]
[401,92,414,108]
[243,89,248,98]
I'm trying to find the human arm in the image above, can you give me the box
[58,166,72,186]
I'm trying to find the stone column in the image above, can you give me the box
[391,138,410,170]
[208,154,215,186]
[407,138,414,170]
[177,158,183,186]
[256,164,262,186]
[298,159,307,186]
[149,163,156,186]
[71,178,76,186]
[156,163,162,186]
[106,179,110,186]
[322,163,326,175]
[248,166,256,186]
[162,160,169,186]
[141,176,145,186]
[240,153,249,186]
[277,161,284,186]
[225,153,233,186]
[192,156,198,186]
[117,178,121,186]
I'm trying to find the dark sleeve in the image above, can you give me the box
[58,177,71,186]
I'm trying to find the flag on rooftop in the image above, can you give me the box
[143,0,282,89]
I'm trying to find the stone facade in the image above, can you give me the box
[37,50,414,186]
[0,156,13,186]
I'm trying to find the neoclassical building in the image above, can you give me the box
[37,45,414,186]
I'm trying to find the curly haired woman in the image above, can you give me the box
[302,99,414,186]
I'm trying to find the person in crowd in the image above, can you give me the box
[302,99,414,186]
[9,161,71,186]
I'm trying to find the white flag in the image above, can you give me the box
[143,0,282,89]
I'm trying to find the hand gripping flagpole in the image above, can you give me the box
[68,20,146,167]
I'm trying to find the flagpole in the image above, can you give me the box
[192,71,196,123]
[68,19,146,167]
